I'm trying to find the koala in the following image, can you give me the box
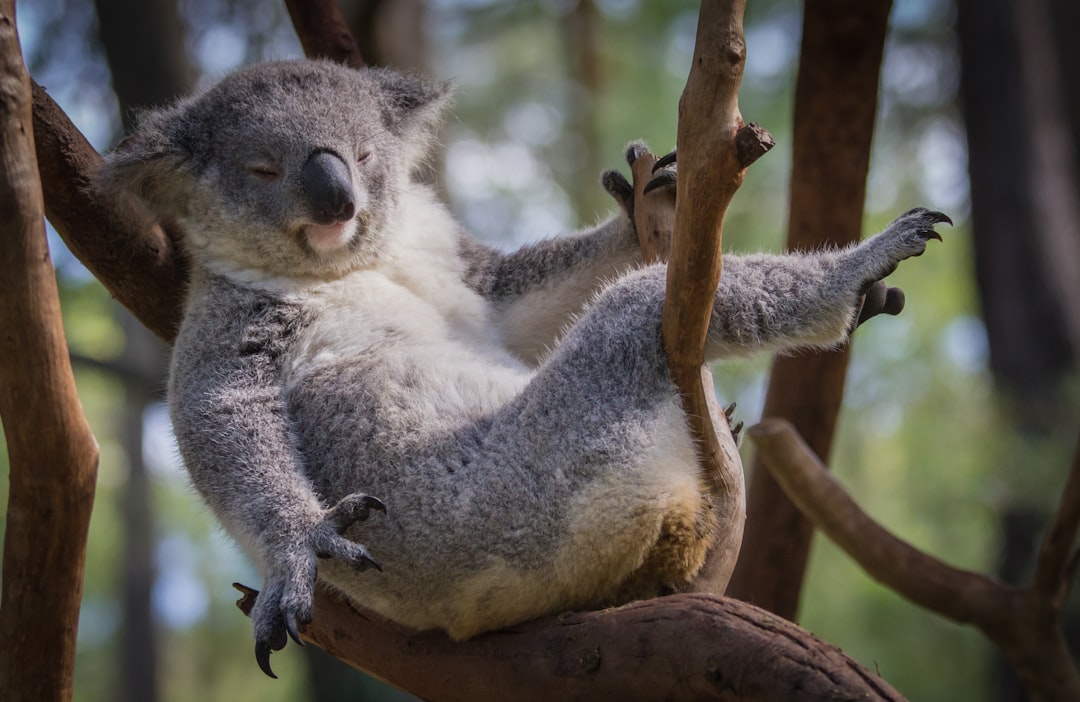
[99,59,948,677]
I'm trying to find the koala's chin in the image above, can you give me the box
[304,220,358,255]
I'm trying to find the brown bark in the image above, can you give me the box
[656,0,755,595]
[0,3,100,701]
[285,0,365,69]
[235,585,904,701]
[727,0,893,616]
[32,83,186,343]
[750,420,1080,702]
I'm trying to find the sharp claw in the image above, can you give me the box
[922,230,943,242]
[643,171,677,195]
[653,149,676,171]
[930,211,953,226]
[361,555,383,572]
[624,141,650,166]
[362,495,387,515]
[255,640,277,679]
[285,611,305,647]
[732,420,745,437]
[724,402,737,421]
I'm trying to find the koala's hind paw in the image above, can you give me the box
[251,492,385,678]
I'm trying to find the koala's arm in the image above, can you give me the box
[706,208,950,358]
[458,215,643,363]
[169,286,381,676]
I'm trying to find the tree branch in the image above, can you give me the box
[32,82,186,342]
[655,0,771,595]
[750,419,1080,702]
[1033,435,1080,601]
[0,4,100,700]
[234,585,904,701]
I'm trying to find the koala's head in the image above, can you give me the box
[100,60,451,279]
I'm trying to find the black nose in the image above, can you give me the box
[302,151,356,225]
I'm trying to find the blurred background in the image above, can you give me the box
[2,0,1078,700]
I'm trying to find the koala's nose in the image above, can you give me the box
[302,151,357,225]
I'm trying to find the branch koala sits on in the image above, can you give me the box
[99,59,949,677]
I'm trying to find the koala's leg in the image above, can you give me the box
[705,208,949,359]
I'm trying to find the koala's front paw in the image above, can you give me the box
[877,207,952,266]
[252,493,385,678]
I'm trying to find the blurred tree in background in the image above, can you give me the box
[1,0,1076,700]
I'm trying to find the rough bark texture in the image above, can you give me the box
[235,585,904,702]
[751,420,1080,702]
[32,83,186,343]
[727,0,893,616]
[0,3,100,701]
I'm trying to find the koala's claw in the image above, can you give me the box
[644,170,677,195]
[644,149,677,195]
[255,639,278,679]
[325,493,386,532]
[251,492,384,677]
[285,610,305,648]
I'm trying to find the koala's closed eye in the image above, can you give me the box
[247,162,282,182]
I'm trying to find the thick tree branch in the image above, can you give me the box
[235,586,904,701]
[728,0,893,616]
[750,419,1080,702]
[0,3,100,700]
[32,82,186,342]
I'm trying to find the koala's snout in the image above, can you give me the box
[302,151,357,225]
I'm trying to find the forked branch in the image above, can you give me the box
[750,419,1080,702]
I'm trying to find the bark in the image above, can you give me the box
[32,83,186,343]
[750,420,1080,702]
[0,3,100,701]
[655,0,762,595]
[285,0,365,69]
[727,0,893,616]
[236,585,904,702]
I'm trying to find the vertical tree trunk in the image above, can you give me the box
[727,0,893,618]
[956,0,1080,697]
[0,3,100,701]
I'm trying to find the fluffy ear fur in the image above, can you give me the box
[98,103,195,218]
[370,68,453,168]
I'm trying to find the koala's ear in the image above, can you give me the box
[98,105,195,217]
[370,69,453,142]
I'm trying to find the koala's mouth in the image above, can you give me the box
[303,220,357,255]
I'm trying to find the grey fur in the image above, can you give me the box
[99,59,947,672]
